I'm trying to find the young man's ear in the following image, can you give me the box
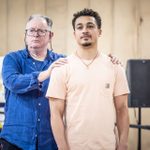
[99,29,102,37]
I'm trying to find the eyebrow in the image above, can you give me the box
[76,23,82,27]
[76,22,95,26]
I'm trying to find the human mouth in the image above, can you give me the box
[81,35,91,39]
[81,37,91,41]
[32,40,40,43]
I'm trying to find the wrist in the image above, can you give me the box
[117,142,128,150]
[38,69,50,82]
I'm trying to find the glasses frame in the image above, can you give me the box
[25,28,50,37]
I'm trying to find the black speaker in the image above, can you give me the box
[126,59,150,107]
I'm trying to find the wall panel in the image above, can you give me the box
[7,0,26,51]
[46,0,68,54]
[112,0,138,64]
[0,0,7,55]
[139,0,150,58]
[26,0,46,18]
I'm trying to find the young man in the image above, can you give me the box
[46,8,130,150]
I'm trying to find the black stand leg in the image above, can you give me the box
[138,107,141,150]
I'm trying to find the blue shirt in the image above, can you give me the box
[0,49,64,150]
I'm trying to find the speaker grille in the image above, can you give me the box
[126,59,150,107]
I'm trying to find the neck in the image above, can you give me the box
[77,46,99,60]
[75,48,99,69]
[29,48,47,61]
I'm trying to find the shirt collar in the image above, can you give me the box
[24,48,54,61]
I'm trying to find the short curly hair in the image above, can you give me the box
[72,8,101,30]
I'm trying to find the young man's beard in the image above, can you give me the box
[82,42,92,47]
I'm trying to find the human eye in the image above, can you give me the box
[28,29,35,33]
[26,29,35,35]
[38,29,47,36]
[76,26,83,30]
[87,24,95,29]
[38,29,44,34]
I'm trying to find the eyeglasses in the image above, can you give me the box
[25,28,50,36]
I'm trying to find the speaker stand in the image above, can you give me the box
[137,107,141,150]
[130,107,150,149]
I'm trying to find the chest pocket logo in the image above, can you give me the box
[105,83,110,89]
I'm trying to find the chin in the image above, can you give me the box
[32,43,41,47]
[30,45,41,49]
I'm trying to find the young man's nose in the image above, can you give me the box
[82,27,89,33]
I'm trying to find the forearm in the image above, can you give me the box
[51,115,69,150]
[116,105,129,149]
[3,72,40,93]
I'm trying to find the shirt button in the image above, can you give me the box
[35,134,37,137]
[39,84,42,88]
[38,103,41,106]
[38,118,40,122]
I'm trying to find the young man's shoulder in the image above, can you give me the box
[100,53,124,71]
[66,54,75,60]
[51,54,74,75]
[99,53,113,65]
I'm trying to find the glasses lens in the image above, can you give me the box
[26,29,48,36]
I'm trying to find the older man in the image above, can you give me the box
[0,14,66,150]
